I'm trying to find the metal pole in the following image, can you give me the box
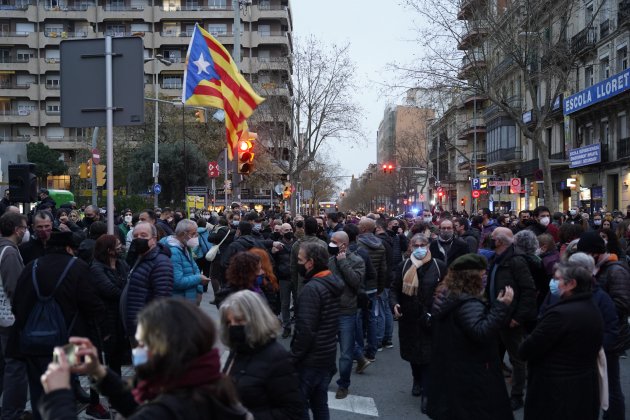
[105,36,114,235]
[473,99,477,214]
[183,105,187,212]
[91,127,99,206]
[224,148,228,207]
[232,0,241,200]
[153,69,159,209]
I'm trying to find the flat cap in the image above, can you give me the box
[450,253,488,271]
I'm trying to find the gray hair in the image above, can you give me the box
[219,290,281,348]
[134,221,157,238]
[300,242,329,270]
[514,230,539,255]
[410,233,429,246]
[175,218,197,235]
[567,252,596,274]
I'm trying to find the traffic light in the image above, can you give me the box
[530,181,538,196]
[96,164,106,187]
[382,163,395,174]
[460,198,465,206]
[8,163,37,202]
[194,110,205,124]
[237,131,256,175]
[79,163,91,179]
[283,184,292,199]
[437,187,444,198]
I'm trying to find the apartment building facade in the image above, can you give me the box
[0,0,293,172]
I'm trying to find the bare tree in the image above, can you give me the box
[397,0,603,209]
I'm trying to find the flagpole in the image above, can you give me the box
[232,0,241,202]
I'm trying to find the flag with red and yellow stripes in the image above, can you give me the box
[183,24,264,160]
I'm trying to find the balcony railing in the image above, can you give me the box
[0,3,29,10]
[0,109,32,116]
[44,4,88,11]
[159,31,193,37]
[0,57,30,63]
[104,4,145,11]
[165,3,233,11]
[571,26,597,54]
[520,158,539,175]
[487,148,522,164]
[0,82,30,89]
[161,82,182,89]
[44,31,87,38]
[0,136,31,142]
[0,32,30,37]
[618,137,630,159]
[550,151,566,160]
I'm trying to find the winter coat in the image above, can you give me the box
[273,238,294,282]
[224,340,303,420]
[7,251,106,357]
[290,235,327,296]
[90,259,129,349]
[0,237,24,299]
[357,233,388,293]
[460,229,479,253]
[39,370,252,420]
[519,292,603,420]
[427,291,513,420]
[347,242,376,291]
[429,237,469,267]
[156,219,174,236]
[376,232,394,288]
[540,250,560,278]
[595,258,630,353]
[160,236,202,302]
[18,237,46,265]
[479,219,498,249]
[486,245,538,327]
[388,231,409,268]
[221,235,267,270]
[518,253,549,312]
[207,226,234,285]
[390,257,445,365]
[290,270,343,370]
[328,252,365,315]
[526,222,560,244]
[123,243,173,334]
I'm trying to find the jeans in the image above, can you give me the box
[499,326,526,398]
[379,288,393,344]
[603,351,625,420]
[279,280,294,329]
[0,329,28,420]
[354,292,379,358]
[298,366,333,420]
[337,314,360,389]
[25,356,51,420]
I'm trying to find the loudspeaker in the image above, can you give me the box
[8,163,38,203]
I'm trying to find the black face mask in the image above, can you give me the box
[283,232,293,241]
[297,263,308,278]
[271,232,281,241]
[130,238,150,255]
[328,245,340,256]
[228,325,248,349]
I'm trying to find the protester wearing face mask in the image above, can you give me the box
[122,222,173,337]
[272,223,296,338]
[519,262,604,420]
[160,219,211,306]
[220,290,303,419]
[19,210,54,265]
[390,234,445,406]
[429,219,470,268]
[525,205,560,244]
[39,298,252,420]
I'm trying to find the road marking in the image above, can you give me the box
[327,392,379,417]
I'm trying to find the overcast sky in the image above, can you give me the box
[291,1,419,189]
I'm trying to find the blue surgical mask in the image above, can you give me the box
[549,278,561,296]
[412,246,428,259]
[132,346,149,366]
[254,223,262,231]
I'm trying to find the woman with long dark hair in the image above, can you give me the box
[215,251,263,307]
[38,298,251,420]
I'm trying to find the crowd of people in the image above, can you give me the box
[0,191,629,419]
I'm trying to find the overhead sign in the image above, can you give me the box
[569,143,601,168]
[564,68,630,115]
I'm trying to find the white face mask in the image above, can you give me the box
[124,215,133,223]
[540,216,550,227]
[423,216,432,223]
[186,237,199,249]
[594,220,602,226]
[570,210,577,216]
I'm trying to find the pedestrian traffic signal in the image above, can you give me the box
[194,110,205,124]
[382,163,395,174]
[96,164,106,187]
[237,131,256,175]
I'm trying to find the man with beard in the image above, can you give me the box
[429,219,469,267]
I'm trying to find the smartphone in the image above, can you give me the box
[53,343,78,367]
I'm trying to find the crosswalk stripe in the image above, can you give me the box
[327,392,379,417]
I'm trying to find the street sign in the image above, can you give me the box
[471,190,481,199]
[207,161,220,178]
[92,148,100,165]
[153,183,161,194]
[510,178,521,194]
[471,178,480,190]
[488,181,511,187]
[186,186,207,196]
[274,184,284,195]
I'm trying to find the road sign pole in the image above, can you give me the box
[105,36,115,235]
[91,127,99,207]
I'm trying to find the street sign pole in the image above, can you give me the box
[91,128,99,207]
[105,36,115,235]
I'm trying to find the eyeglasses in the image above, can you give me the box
[411,244,426,248]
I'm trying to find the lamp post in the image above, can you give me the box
[145,54,171,208]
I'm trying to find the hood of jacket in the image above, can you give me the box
[307,271,344,297]
[143,242,172,261]
[161,235,184,250]
[432,290,482,320]
[235,234,261,248]
[0,237,18,252]
[376,232,393,247]
[357,233,384,250]
[461,229,480,240]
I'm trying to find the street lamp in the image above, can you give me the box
[145,54,172,208]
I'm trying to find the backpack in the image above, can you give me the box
[19,257,77,355]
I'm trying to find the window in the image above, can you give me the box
[162,75,182,89]
[183,0,198,10]
[601,120,609,145]
[46,103,60,113]
[46,78,60,88]
[259,0,270,9]
[207,23,227,36]
[208,0,226,9]
[16,50,33,62]
[600,56,610,80]
[584,124,594,145]
[0,23,9,35]
[585,66,594,88]
[617,46,628,71]
[618,114,628,140]
[105,24,126,36]
[258,24,271,36]
[585,2,594,25]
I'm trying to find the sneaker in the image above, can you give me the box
[377,345,383,352]
[383,341,394,349]
[281,327,291,339]
[85,403,111,419]
[621,351,628,359]
[335,387,349,399]
[364,354,376,362]
[510,397,524,411]
[355,357,372,374]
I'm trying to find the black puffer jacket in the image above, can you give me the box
[207,226,234,285]
[273,238,294,282]
[90,259,129,346]
[329,252,365,315]
[290,271,343,370]
[390,257,445,364]
[376,232,394,288]
[221,235,267,269]
[224,340,303,420]
[595,258,630,352]
[429,237,470,267]
[427,291,512,420]
[357,234,387,293]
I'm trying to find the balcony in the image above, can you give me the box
[571,26,597,55]
[45,136,90,150]
[520,158,540,176]
[0,109,33,123]
[458,117,486,139]
[550,151,567,161]
[457,54,486,79]
[619,0,630,27]
[156,3,233,19]
[487,148,522,164]
[457,21,488,50]
[618,137,630,159]
[457,0,476,20]
[0,136,31,142]
[490,56,516,80]
[600,19,611,38]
